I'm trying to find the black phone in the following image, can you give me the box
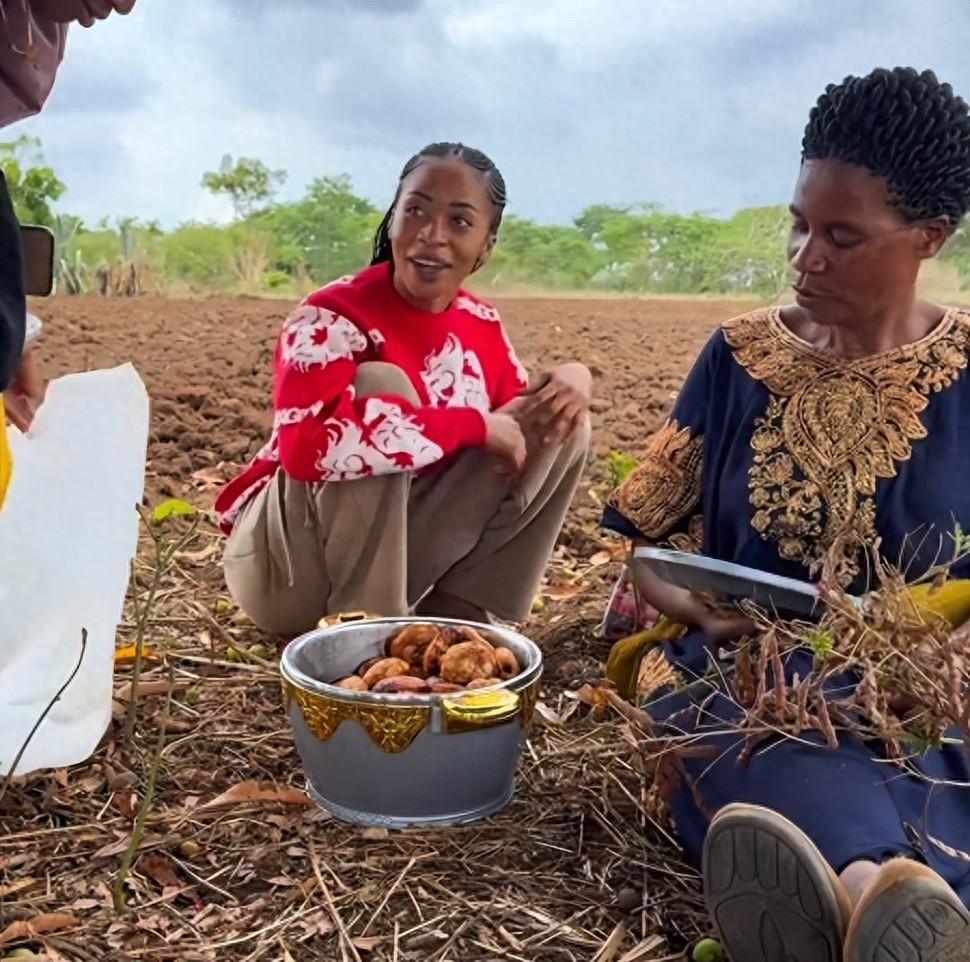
[20,225,55,297]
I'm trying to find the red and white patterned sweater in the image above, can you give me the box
[215,262,529,532]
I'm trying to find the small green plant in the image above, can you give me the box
[604,450,638,489]
[951,521,970,557]
[806,628,834,658]
[263,269,291,290]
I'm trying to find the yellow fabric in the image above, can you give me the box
[904,580,970,630]
[605,616,686,701]
[0,397,11,512]
[605,580,970,704]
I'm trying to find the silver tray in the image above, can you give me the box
[633,547,855,617]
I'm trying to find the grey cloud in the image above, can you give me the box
[18,0,970,229]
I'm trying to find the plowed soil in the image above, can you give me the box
[28,293,756,505]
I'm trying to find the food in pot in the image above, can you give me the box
[385,623,442,671]
[329,623,525,696]
[356,656,383,676]
[440,640,499,685]
[372,675,432,694]
[494,646,521,680]
[422,633,453,677]
[361,657,412,688]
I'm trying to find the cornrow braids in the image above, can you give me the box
[371,142,507,265]
[802,67,970,230]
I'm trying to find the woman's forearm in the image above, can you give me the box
[629,541,710,628]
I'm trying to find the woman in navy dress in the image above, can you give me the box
[604,68,970,962]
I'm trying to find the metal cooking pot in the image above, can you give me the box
[280,615,542,829]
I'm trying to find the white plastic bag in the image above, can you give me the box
[0,364,149,776]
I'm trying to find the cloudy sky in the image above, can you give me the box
[12,0,970,229]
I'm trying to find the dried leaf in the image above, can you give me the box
[589,551,613,567]
[352,936,382,952]
[542,582,586,600]
[114,644,158,664]
[139,854,181,888]
[176,541,220,564]
[190,467,226,487]
[114,679,188,702]
[535,702,564,725]
[0,912,77,946]
[203,781,311,809]
[576,683,611,714]
[69,899,100,912]
[0,878,38,897]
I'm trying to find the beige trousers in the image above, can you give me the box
[223,362,590,635]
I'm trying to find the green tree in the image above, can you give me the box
[942,226,970,289]
[162,222,239,290]
[483,216,603,289]
[255,174,379,284]
[202,155,286,219]
[718,205,791,296]
[0,136,66,226]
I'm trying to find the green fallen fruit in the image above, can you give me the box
[692,938,724,962]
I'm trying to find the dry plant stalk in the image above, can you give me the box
[123,504,199,747]
[113,663,174,912]
[612,537,970,795]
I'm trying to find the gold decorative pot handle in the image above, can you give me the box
[317,611,377,628]
[442,689,520,733]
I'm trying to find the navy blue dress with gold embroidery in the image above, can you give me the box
[603,306,970,904]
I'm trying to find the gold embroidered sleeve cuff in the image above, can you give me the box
[609,419,704,540]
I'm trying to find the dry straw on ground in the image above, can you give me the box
[0,516,706,962]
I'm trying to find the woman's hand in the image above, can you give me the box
[630,549,754,643]
[33,0,137,26]
[483,412,527,475]
[516,362,591,444]
[4,350,45,432]
[695,603,756,646]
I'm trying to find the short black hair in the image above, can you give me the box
[802,67,970,230]
[371,142,507,265]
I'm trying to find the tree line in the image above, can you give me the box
[3,138,969,299]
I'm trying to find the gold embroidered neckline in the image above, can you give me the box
[764,306,960,367]
[725,307,970,583]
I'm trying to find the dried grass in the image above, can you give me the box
[0,518,705,961]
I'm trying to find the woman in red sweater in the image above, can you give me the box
[215,143,592,635]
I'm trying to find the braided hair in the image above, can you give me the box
[371,143,507,265]
[802,67,970,230]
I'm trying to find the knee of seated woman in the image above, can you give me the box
[354,361,419,402]
[557,413,592,460]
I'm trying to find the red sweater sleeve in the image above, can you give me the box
[274,305,486,483]
[492,323,530,407]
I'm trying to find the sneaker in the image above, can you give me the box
[844,858,970,962]
[703,803,851,962]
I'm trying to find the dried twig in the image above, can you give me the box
[0,627,88,804]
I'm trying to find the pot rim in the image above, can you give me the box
[280,615,543,707]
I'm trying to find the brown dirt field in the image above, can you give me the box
[2,294,760,961]
[28,292,755,500]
